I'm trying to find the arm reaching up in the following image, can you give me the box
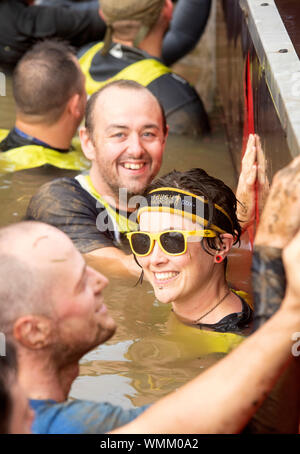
[252,154,300,327]
[111,156,300,434]
[111,291,300,433]
[111,224,300,434]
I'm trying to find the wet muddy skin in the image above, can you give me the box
[0,76,249,409]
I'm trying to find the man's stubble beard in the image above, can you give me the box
[51,325,114,369]
[96,157,154,201]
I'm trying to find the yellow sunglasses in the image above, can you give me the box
[126,229,217,257]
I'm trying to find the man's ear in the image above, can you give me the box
[79,127,96,160]
[162,0,174,22]
[67,92,86,122]
[13,315,53,350]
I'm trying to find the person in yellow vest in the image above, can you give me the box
[1,199,300,433]
[40,0,212,68]
[26,79,266,281]
[0,39,89,172]
[26,80,166,276]
[78,0,211,136]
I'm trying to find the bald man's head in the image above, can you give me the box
[84,79,167,141]
[0,222,115,360]
[0,222,70,335]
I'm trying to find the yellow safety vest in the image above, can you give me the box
[0,129,90,172]
[160,289,252,359]
[79,42,172,96]
[166,312,246,356]
[233,289,253,310]
[125,304,246,386]
[124,296,248,395]
[75,174,138,237]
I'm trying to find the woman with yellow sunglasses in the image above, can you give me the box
[126,168,253,334]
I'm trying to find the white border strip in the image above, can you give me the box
[239,0,300,158]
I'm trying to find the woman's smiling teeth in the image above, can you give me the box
[154,271,179,282]
[123,162,145,170]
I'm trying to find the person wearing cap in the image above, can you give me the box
[78,0,210,136]
[38,0,212,67]
[0,40,89,172]
[127,168,253,334]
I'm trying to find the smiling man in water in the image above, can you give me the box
[0,221,149,433]
[26,80,168,277]
[26,79,265,281]
[1,213,300,433]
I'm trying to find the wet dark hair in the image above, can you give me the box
[85,79,168,139]
[13,39,83,124]
[145,168,242,256]
[0,340,17,434]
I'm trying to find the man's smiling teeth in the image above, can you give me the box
[123,163,144,170]
[155,272,179,281]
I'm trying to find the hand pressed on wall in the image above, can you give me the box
[236,134,269,231]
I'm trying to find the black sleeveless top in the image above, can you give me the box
[174,292,253,336]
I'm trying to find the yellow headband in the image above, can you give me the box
[137,187,234,234]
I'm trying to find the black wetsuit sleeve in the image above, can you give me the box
[162,0,212,66]
[36,0,100,12]
[0,1,106,67]
[25,178,115,253]
[26,5,106,47]
[148,73,210,135]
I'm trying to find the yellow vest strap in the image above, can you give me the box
[0,129,9,142]
[232,289,253,310]
[0,133,90,172]
[75,174,138,233]
[79,42,171,95]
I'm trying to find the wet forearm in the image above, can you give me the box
[111,305,298,434]
[85,248,140,279]
[251,245,286,330]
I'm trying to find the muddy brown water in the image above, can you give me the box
[0,76,251,409]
